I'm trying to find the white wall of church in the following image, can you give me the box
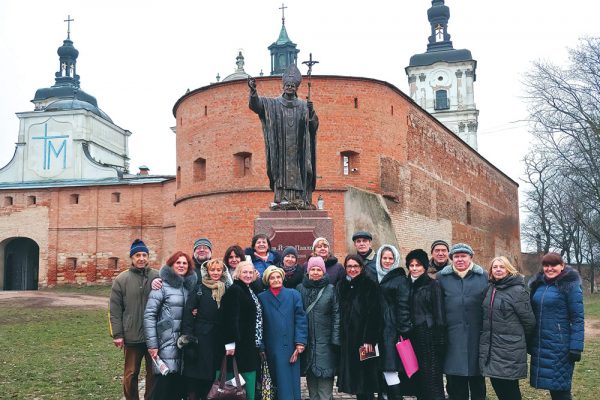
[406,60,479,149]
[0,109,129,183]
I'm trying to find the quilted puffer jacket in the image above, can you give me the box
[529,267,584,391]
[479,274,536,379]
[144,265,197,374]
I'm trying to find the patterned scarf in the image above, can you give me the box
[248,287,263,348]
[202,276,225,308]
[282,263,297,278]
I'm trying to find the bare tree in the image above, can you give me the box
[521,37,600,292]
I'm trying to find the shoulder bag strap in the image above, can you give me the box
[218,355,228,388]
[232,356,243,387]
[305,287,326,314]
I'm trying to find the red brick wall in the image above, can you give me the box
[173,76,520,263]
[0,179,176,287]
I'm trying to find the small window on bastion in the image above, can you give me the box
[4,196,13,206]
[109,257,119,270]
[341,151,360,176]
[193,158,206,182]
[66,257,78,270]
[234,152,252,178]
[70,194,79,205]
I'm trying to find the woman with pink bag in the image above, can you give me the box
[406,249,447,400]
[374,244,412,400]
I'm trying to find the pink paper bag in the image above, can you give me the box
[396,336,419,378]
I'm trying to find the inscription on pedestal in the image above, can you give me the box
[254,210,334,264]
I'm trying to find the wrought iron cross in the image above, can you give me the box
[279,3,287,25]
[64,15,74,39]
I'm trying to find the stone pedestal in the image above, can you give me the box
[254,210,334,264]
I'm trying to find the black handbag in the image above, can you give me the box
[207,355,246,400]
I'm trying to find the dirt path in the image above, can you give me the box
[0,290,108,309]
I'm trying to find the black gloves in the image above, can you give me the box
[569,351,582,363]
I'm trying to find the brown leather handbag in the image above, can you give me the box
[207,355,246,400]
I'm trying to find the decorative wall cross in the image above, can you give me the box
[31,123,69,170]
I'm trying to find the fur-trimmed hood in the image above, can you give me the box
[159,265,198,291]
[529,266,582,295]
[438,262,485,276]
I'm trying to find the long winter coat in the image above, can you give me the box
[378,268,412,372]
[479,274,536,380]
[296,275,341,378]
[144,265,197,373]
[180,282,226,380]
[409,273,446,400]
[529,267,584,391]
[259,287,308,400]
[436,263,488,376]
[337,273,382,395]
[220,279,262,372]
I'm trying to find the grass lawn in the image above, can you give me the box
[0,288,598,399]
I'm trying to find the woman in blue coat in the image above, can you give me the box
[259,265,308,400]
[529,252,584,400]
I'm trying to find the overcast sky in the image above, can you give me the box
[0,0,595,186]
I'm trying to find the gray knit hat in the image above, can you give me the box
[449,243,474,258]
[193,237,213,251]
[430,239,450,253]
[282,246,299,259]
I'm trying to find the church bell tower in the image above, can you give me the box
[405,0,479,150]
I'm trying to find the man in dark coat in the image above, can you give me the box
[436,243,488,400]
[248,64,318,208]
[352,230,377,279]
[428,239,451,275]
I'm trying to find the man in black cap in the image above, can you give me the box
[429,239,451,275]
[352,230,377,279]
[109,239,159,400]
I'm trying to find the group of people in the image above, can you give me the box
[109,232,585,400]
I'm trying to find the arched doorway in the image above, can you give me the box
[3,238,39,290]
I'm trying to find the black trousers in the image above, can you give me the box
[490,377,521,400]
[185,377,213,400]
[149,373,185,400]
[446,375,486,400]
[550,390,573,400]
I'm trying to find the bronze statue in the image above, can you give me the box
[248,64,319,209]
